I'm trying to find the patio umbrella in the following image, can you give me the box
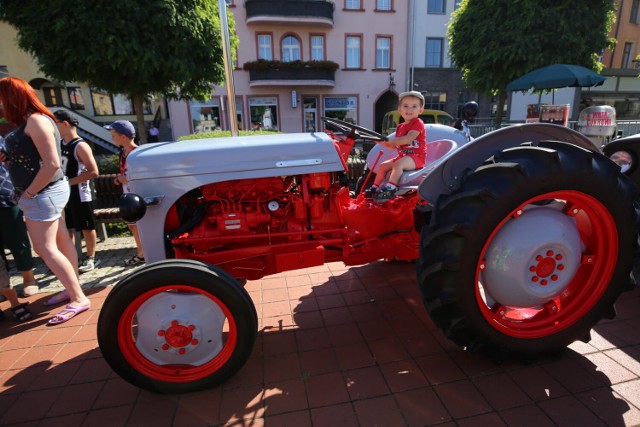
[507,64,606,92]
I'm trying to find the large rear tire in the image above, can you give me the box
[98,259,258,394]
[417,141,640,356]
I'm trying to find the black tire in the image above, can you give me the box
[97,259,258,394]
[417,141,640,357]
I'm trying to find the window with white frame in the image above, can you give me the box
[376,37,391,69]
[311,35,325,60]
[426,38,443,67]
[324,96,358,123]
[282,35,301,62]
[346,36,361,68]
[376,0,391,11]
[345,0,361,9]
[427,0,445,14]
[258,34,272,60]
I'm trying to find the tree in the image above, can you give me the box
[0,0,237,142]
[448,0,616,124]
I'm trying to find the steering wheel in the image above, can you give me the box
[321,117,387,142]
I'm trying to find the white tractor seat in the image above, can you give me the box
[398,139,458,187]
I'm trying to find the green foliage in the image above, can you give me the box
[96,154,120,175]
[0,0,237,101]
[178,129,281,141]
[243,59,340,72]
[448,0,616,100]
[106,221,133,238]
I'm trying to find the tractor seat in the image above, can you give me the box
[398,139,458,187]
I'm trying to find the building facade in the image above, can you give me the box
[169,0,411,138]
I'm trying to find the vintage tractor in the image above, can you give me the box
[97,117,640,393]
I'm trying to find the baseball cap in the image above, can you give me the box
[104,120,136,138]
[53,110,79,126]
[398,91,425,105]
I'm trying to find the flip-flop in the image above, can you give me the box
[47,303,90,325]
[42,290,70,306]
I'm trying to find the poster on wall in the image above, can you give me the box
[539,104,570,127]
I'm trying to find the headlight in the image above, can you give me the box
[609,150,633,173]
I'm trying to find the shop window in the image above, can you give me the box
[190,99,221,133]
[249,97,278,130]
[91,89,151,116]
[324,96,357,123]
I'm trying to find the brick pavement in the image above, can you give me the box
[0,236,639,426]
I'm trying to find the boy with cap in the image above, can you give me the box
[105,120,145,266]
[54,110,101,272]
[371,91,427,201]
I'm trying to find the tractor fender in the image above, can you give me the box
[418,123,601,203]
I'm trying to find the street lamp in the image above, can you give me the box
[388,73,396,93]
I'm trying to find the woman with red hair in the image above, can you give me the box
[0,77,90,324]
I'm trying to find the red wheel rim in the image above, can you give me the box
[117,285,238,383]
[476,190,618,339]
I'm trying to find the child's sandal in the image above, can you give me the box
[10,302,33,323]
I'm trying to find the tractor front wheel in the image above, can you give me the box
[98,259,258,394]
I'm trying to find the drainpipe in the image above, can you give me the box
[219,0,238,136]
[407,0,416,91]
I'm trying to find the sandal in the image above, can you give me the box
[124,255,145,267]
[47,303,90,325]
[10,302,33,323]
[42,290,70,306]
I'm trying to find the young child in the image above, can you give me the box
[372,91,427,200]
[1,254,32,322]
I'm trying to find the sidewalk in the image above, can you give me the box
[1,236,640,426]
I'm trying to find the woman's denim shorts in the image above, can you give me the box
[18,178,70,222]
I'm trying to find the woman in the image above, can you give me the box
[0,77,90,324]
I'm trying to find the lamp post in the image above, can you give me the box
[388,73,396,93]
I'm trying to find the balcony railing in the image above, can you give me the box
[248,67,335,87]
[245,0,334,27]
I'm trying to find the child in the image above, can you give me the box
[1,254,32,322]
[372,91,427,200]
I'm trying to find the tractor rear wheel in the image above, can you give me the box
[417,141,639,356]
[98,259,258,394]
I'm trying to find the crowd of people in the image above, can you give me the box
[0,76,144,324]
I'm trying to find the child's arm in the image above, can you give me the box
[384,130,420,148]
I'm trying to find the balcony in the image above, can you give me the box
[244,60,337,87]
[245,0,334,27]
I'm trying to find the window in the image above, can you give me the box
[91,89,151,116]
[258,34,272,60]
[310,35,325,60]
[67,87,85,110]
[454,0,462,10]
[426,38,443,67]
[427,0,445,14]
[304,97,318,132]
[423,91,447,111]
[622,42,633,69]
[631,0,640,24]
[282,35,301,62]
[190,99,221,133]
[376,0,391,11]
[42,87,63,107]
[376,37,391,69]
[345,0,361,9]
[223,97,244,130]
[324,96,357,123]
[249,97,278,130]
[346,36,361,69]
